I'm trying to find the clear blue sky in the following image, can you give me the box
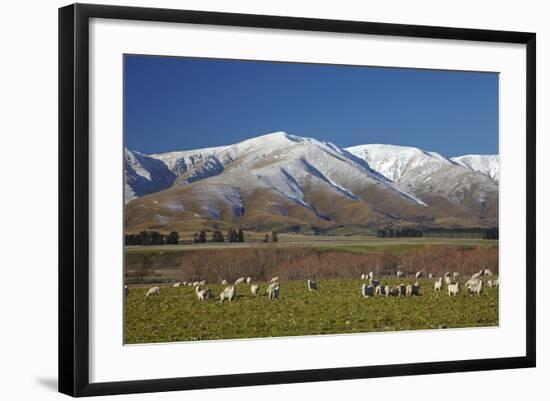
[124,55,498,157]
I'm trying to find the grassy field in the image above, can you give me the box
[124,277,499,344]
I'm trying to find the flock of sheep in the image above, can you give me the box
[132,268,498,303]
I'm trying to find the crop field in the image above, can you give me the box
[124,277,499,344]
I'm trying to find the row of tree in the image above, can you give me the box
[125,230,179,246]
[193,229,245,243]
[376,227,499,239]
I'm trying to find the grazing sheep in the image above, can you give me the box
[368,271,374,280]
[375,285,385,297]
[124,285,129,298]
[412,281,421,296]
[434,277,443,292]
[234,277,246,285]
[181,281,188,286]
[221,279,228,285]
[146,286,160,297]
[362,283,375,298]
[250,284,259,296]
[385,286,398,297]
[487,278,499,289]
[219,285,236,303]
[444,276,452,285]
[360,273,367,280]
[196,286,212,301]
[467,279,484,296]
[267,282,280,300]
[447,282,460,297]
[484,269,493,276]
[397,283,407,297]
[246,277,252,284]
[270,276,279,283]
[173,282,181,288]
[452,272,462,281]
[370,279,380,287]
[307,279,318,291]
[397,271,405,278]
[415,271,423,279]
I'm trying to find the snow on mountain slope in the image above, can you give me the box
[124,149,176,202]
[345,144,454,182]
[451,155,500,181]
[346,143,499,221]
[125,133,499,232]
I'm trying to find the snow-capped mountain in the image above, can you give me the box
[451,155,500,182]
[124,132,499,233]
[124,149,176,202]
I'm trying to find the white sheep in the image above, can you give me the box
[234,277,246,285]
[428,273,434,279]
[375,285,385,297]
[198,280,206,286]
[221,279,228,285]
[196,286,212,301]
[250,284,259,296]
[362,283,375,298]
[181,281,188,286]
[447,282,460,297]
[487,278,499,289]
[360,273,366,280]
[467,279,483,296]
[415,271,423,279]
[471,272,481,280]
[307,279,318,291]
[484,269,493,276]
[368,271,374,280]
[246,277,252,284]
[192,281,200,287]
[444,276,452,285]
[219,285,236,303]
[434,277,443,292]
[173,282,181,288]
[267,282,280,300]
[270,276,279,283]
[146,286,160,297]
[452,272,462,281]
[397,271,405,278]
[444,272,451,278]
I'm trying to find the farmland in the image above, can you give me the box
[124,235,498,344]
[124,277,499,344]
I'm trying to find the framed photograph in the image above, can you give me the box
[59,3,536,397]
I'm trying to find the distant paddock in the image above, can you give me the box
[125,237,498,285]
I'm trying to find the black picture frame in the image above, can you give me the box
[59,3,536,397]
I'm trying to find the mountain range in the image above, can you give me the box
[124,132,499,234]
